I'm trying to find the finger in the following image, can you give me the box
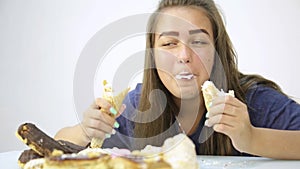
[208,103,238,118]
[95,98,112,110]
[116,104,126,117]
[212,95,242,107]
[84,109,101,119]
[100,112,116,126]
[84,109,115,126]
[205,114,235,127]
[83,127,106,140]
[213,123,232,136]
[84,118,114,134]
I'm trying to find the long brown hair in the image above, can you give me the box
[134,0,282,155]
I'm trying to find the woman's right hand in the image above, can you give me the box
[80,98,125,143]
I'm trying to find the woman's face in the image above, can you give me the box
[154,7,215,99]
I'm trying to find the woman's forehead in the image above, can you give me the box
[154,6,213,36]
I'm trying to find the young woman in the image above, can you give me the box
[55,0,300,159]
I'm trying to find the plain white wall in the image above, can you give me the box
[1,0,300,152]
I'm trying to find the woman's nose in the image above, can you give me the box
[177,45,192,63]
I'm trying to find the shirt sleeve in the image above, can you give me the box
[246,86,300,130]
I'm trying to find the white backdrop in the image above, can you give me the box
[1,0,300,152]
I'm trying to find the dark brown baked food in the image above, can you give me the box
[16,123,85,157]
[18,149,42,168]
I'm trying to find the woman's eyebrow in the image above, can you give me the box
[158,29,210,39]
[189,29,210,36]
[158,31,179,39]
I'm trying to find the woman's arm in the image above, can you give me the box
[205,95,300,160]
[54,99,123,147]
[248,127,300,160]
[54,124,90,147]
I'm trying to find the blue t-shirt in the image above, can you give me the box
[103,83,300,155]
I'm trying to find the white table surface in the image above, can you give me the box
[1,151,299,169]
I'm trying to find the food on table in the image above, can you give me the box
[16,123,85,167]
[16,80,199,169]
[16,123,198,169]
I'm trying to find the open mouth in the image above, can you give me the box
[175,72,196,80]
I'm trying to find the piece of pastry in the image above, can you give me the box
[90,80,130,148]
[43,153,111,169]
[202,80,234,111]
[16,122,194,169]
[162,134,198,169]
[101,80,130,112]
[23,158,45,169]
[16,123,85,157]
[18,149,43,168]
[16,120,196,169]
[42,148,171,169]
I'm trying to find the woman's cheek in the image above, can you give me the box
[154,49,177,73]
[193,47,214,75]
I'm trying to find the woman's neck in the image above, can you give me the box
[173,95,206,135]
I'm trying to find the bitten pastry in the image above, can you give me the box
[102,80,130,112]
[201,81,234,111]
[162,134,198,169]
[16,123,85,167]
[16,122,197,169]
[18,149,42,168]
[16,123,84,156]
[90,80,130,148]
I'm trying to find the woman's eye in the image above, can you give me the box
[162,42,177,46]
[191,40,208,45]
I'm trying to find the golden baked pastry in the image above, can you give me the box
[16,122,197,169]
[90,80,130,148]
[202,80,234,111]
[102,80,130,112]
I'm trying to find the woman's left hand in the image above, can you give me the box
[204,95,254,152]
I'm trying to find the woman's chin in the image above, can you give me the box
[173,87,201,100]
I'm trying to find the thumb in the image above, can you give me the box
[116,104,126,117]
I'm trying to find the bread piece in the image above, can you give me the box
[202,81,234,111]
[102,80,130,112]
[91,80,130,148]
[162,134,198,169]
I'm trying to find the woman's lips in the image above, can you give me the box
[175,72,197,80]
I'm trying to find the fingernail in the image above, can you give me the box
[110,107,118,115]
[208,102,212,107]
[205,112,210,118]
[111,129,116,135]
[105,133,111,138]
[114,121,120,128]
[204,120,209,127]
[118,104,126,115]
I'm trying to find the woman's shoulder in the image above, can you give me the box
[118,83,142,121]
[124,83,142,107]
[245,85,300,129]
[245,85,288,105]
[245,85,299,112]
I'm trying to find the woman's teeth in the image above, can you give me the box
[175,74,194,80]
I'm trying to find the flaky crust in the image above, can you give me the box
[90,80,130,148]
[202,81,234,111]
